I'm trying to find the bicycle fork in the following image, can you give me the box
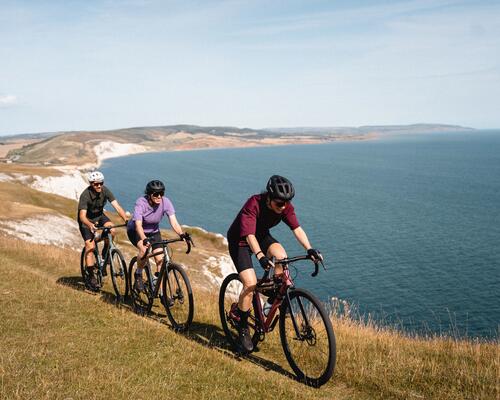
[284,290,311,342]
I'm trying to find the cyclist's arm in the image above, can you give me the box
[110,200,128,222]
[134,220,148,242]
[293,227,323,261]
[79,209,96,231]
[292,227,314,251]
[245,234,266,261]
[167,214,184,236]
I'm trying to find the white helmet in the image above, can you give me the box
[87,171,104,183]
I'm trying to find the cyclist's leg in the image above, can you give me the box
[126,227,147,291]
[260,235,286,305]
[228,242,256,311]
[79,222,99,290]
[238,268,257,311]
[79,223,97,269]
[77,219,100,270]
[228,242,256,352]
[261,234,287,275]
[147,232,164,297]
[151,234,164,274]
[84,239,96,268]
[100,215,113,257]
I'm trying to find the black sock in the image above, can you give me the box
[237,307,249,326]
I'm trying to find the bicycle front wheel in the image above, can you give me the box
[279,288,336,387]
[110,249,128,300]
[162,263,193,331]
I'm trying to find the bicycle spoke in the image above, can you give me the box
[280,289,336,387]
[110,249,128,300]
[162,263,193,331]
[129,257,152,314]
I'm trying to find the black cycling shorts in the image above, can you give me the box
[78,214,111,241]
[228,234,279,273]
[127,229,163,251]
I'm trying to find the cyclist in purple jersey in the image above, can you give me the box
[227,175,323,352]
[127,180,190,291]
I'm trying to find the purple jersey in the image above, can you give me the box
[127,196,175,234]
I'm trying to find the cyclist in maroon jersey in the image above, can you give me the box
[226,175,323,352]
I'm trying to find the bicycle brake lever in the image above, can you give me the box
[185,239,192,254]
[311,261,320,277]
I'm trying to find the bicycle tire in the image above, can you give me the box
[110,248,128,300]
[219,273,259,352]
[80,247,87,282]
[128,256,153,314]
[162,262,194,332]
[279,288,336,387]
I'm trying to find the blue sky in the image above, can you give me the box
[1,0,499,135]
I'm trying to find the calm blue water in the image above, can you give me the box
[102,131,500,339]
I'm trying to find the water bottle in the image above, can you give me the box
[152,272,159,289]
[263,300,273,317]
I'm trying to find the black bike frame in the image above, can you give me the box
[90,223,126,271]
[138,237,192,312]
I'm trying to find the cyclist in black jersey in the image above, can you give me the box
[77,170,128,291]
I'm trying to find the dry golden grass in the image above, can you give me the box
[0,237,358,400]
[0,162,62,177]
[0,236,497,400]
[0,181,76,220]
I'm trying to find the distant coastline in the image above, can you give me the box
[0,123,474,169]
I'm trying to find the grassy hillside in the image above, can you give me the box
[0,156,496,399]
[0,236,497,400]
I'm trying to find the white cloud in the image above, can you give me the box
[0,95,18,108]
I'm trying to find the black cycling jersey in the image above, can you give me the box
[77,186,115,222]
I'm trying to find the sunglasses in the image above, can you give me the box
[92,182,104,187]
[151,191,164,198]
[273,200,288,208]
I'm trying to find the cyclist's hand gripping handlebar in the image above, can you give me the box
[180,232,194,254]
[311,258,326,277]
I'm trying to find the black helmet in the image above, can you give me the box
[145,180,165,195]
[266,175,295,201]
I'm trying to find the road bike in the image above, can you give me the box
[219,255,336,387]
[80,223,129,300]
[128,235,194,332]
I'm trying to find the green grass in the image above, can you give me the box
[0,236,498,399]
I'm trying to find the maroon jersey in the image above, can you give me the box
[227,194,300,246]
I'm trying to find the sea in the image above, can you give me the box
[101,130,500,340]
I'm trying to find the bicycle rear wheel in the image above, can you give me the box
[279,288,336,387]
[219,273,259,352]
[129,256,153,315]
[80,247,88,282]
[162,263,194,331]
[110,249,128,300]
